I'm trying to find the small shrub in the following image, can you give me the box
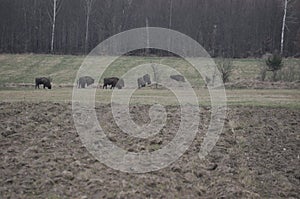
[265,52,283,81]
[216,58,233,83]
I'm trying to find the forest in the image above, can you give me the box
[0,0,300,57]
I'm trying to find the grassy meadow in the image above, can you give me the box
[1,54,299,85]
[0,54,299,108]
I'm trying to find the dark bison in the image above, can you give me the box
[170,75,185,82]
[137,77,146,88]
[77,76,94,88]
[35,77,52,89]
[143,74,151,85]
[103,77,124,89]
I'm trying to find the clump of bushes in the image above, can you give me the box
[260,52,299,82]
[276,65,300,82]
[265,52,283,81]
[215,58,233,83]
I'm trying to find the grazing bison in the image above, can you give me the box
[170,75,185,82]
[78,76,94,88]
[103,77,124,89]
[116,78,125,89]
[137,77,146,88]
[143,74,151,85]
[35,77,52,89]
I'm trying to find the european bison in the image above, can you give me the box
[35,77,52,89]
[77,76,94,88]
[170,75,185,82]
[103,77,124,89]
[137,77,146,88]
[143,74,151,85]
[116,78,125,89]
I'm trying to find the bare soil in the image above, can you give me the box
[0,102,299,198]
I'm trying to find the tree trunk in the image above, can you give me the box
[84,0,94,54]
[168,0,173,53]
[280,0,288,55]
[39,8,42,52]
[85,13,90,54]
[51,0,57,53]
[145,17,150,55]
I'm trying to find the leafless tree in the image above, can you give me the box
[281,0,288,55]
[48,0,63,53]
[280,0,298,55]
[83,0,95,54]
[151,63,159,89]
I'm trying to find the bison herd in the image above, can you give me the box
[35,73,185,90]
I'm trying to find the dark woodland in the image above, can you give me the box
[0,0,299,57]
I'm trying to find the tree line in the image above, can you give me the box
[0,0,299,57]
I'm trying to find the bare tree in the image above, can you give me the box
[48,0,63,53]
[83,0,94,54]
[145,17,150,55]
[151,63,159,89]
[168,0,173,29]
[168,0,173,52]
[216,58,233,83]
[280,0,288,55]
[280,0,298,55]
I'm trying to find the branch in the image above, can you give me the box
[285,24,290,32]
[47,7,53,23]
[56,0,64,16]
